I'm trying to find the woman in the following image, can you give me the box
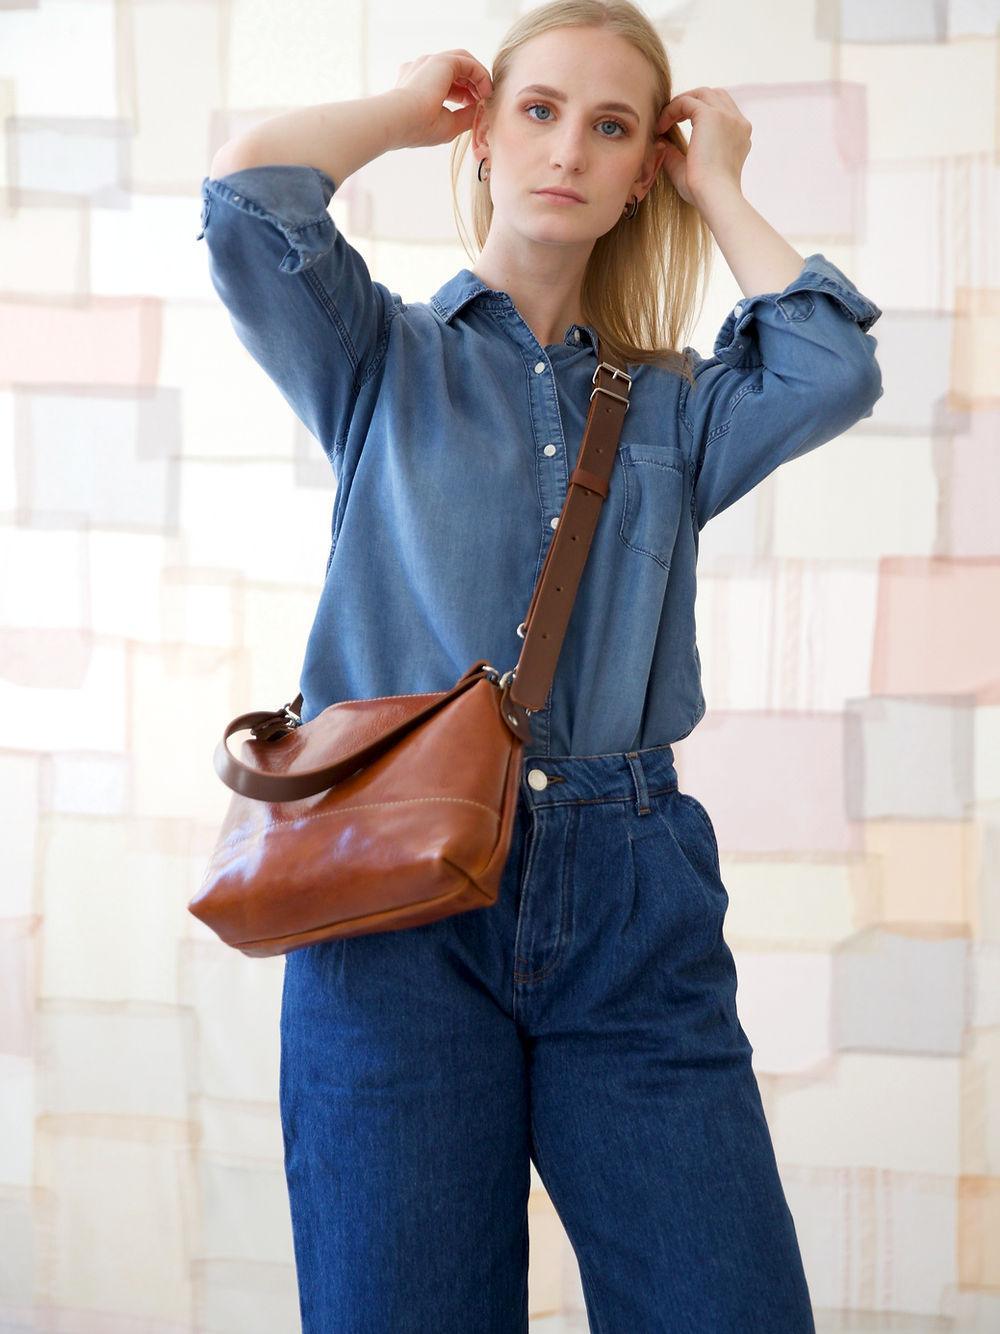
[197,2,882,1329]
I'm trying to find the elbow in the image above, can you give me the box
[829,338,884,425]
[208,143,238,180]
[855,346,884,420]
[209,138,265,180]
[799,347,883,443]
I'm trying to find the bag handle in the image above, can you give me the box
[213,659,495,802]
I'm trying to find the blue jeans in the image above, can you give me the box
[278,740,816,1332]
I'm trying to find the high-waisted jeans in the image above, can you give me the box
[278,740,817,1332]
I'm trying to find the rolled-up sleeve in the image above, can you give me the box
[678,253,884,529]
[196,164,398,467]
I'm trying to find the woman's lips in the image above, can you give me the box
[534,190,585,204]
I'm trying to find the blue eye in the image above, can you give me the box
[524,103,628,137]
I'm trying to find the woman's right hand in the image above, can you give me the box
[392,50,495,148]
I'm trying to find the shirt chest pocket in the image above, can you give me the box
[616,443,688,571]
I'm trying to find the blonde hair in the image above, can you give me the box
[449,0,712,383]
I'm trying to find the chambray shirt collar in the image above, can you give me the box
[430,267,600,351]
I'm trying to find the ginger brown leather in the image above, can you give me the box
[187,342,632,957]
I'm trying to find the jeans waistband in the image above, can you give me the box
[518,740,678,812]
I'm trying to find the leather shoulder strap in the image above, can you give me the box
[503,337,631,722]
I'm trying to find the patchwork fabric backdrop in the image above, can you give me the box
[1,1,997,1330]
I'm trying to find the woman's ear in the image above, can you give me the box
[471,102,490,158]
[635,138,671,198]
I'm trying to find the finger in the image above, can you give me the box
[445,77,477,106]
[446,50,494,100]
[654,101,679,135]
[681,86,729,105]
[661,91,708,123]
[455,75,483,103]
[710,87,743,111]
[444,101,479,135]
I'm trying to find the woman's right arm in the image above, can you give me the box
[209,90,418,186]
[211,44,495,183]
[198,93,420,470]
[198,55,492,468]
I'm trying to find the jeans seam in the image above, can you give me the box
[524,782,678,812]
[513,805,575,984]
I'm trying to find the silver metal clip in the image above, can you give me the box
[498,668,534,716]
[252,703,301,742]
[590,360,632,408]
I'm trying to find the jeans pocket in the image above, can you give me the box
[649,790,728,917]
[617,444,687,570]
[676,791,715,840]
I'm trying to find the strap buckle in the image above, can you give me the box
[590,360,632,408]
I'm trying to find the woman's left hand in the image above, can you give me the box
[654,87,752,208]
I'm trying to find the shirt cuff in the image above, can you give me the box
[198,164,340,275]
[711,252,883,369]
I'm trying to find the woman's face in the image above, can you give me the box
[474,26,665,246]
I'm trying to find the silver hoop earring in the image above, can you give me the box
[478,157,490,182]
[623,195,639,220]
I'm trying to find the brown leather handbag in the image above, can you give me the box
[187,343,632,957]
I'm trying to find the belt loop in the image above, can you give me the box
[625,751,650,815]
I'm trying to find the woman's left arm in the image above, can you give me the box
[658,88,884,529]
[678,253,883,528]
[693,182,806,301]
[658,86,807,296]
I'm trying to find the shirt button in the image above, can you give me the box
[573,329,581,342]
[550,516,559,529]
[527,768,549,790]
[733,302,744,317]
[543,444,557,456]
[534,361,546,373]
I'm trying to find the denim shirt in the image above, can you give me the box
[197,164,884,759]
